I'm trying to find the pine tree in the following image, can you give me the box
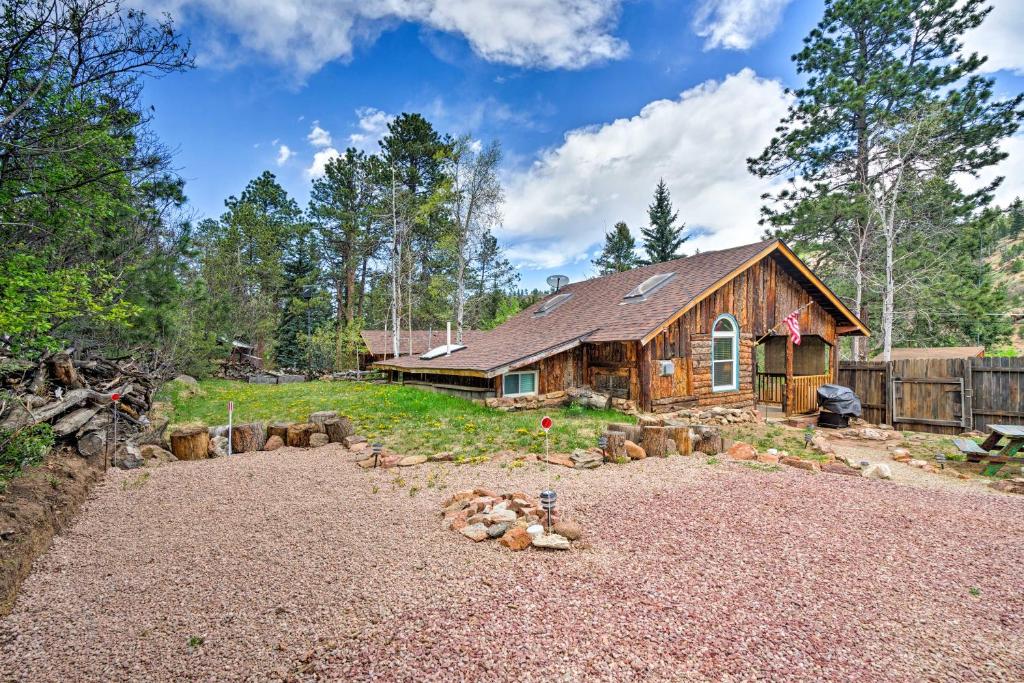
[641,180,687,263]
[593,222,640,274]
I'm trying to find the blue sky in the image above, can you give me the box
[138,0,1024,290]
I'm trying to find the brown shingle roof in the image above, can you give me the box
[872,346,985,361]
[361,329,487,356]
[377,239,867,377]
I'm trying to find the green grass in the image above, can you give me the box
[156,379,634,458]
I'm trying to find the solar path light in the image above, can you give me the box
[935,453,947,469]
[540,489,557,532]
[372,443,383,469]
[598,435,608,460]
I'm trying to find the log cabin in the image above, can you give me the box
[375,240,869,415]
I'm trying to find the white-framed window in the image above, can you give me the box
[712,314,739,392]
[503,371,538,397]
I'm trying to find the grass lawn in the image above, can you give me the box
[156,379,633,458]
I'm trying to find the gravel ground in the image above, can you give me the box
[2,445,1022,682]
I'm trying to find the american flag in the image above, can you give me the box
[783,310,802,345]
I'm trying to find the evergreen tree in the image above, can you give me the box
[593,221,640,274]
[641,180,687,263]
[748,0,1022,356]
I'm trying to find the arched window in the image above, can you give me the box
[712,314,739,392]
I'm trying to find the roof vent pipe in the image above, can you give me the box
[446,321,451,356]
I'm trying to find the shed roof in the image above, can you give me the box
[872,346,985,361]
[361,329,488,357]
[377,239,868,377]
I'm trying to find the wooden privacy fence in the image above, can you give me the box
[838,357,1024,435]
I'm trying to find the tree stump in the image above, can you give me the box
[691,424,723,455]
[268,422,292,442]
[603,431,627,461]
[77,431,106,459]
[324,417,354,443]
[170,426,210,461]
[641,425,669,457]
[287,423,317,448]
[231,422,266,453]
[607,422,642,443]
[664,425,692,455]
[48,352,84,389]
[309,411,338,433]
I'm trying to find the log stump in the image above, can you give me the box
[607,422,642,443]
[691,424,723,455]
[77,430,106,459]
[287,423,317,448]
[641,425,669,458]
[665,425,692,456]
[268,422,292,442]
[603,431,627,461]
[170,426,210,461]
[309,411,338,433]
[48,352,84,389]
[324,417,354,443]
[231,422,266,453]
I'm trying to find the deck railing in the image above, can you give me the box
[756,372,831,415]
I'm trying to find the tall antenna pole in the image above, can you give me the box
[390,164,401,359]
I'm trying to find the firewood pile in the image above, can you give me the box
[0,349,164,466]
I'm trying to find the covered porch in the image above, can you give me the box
[755,334,838,416]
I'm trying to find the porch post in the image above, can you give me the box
[783,334,795,416]
[831,340,839,383]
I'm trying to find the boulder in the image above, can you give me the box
[552,520,582,541]
[756,453,780,465]
[890,447,912,462]
[500,527,532,551]
[908,459,928,468]
[544,453,575,468]
[624,440,647,460]
[571,449,603,469]
[726,442,757,461]
[862,463,893,480]
[398,455,428,467]
[113,443,144,470]
[780,456,820,472]
[810,435,835,454]
[488,509,517,524]
[487,523,509,539]
[208,435,228,458]
[532,533,571,550]
[139,444,176,463]
[990,478,1024,495]
[460,523,489,542]
[308,433,330,448]
[343,435,368,448]
[822,462,861,477]
[264,435,284,451]
[350,441,368,452]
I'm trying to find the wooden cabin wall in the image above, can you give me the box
[640,254,838,411]
[509,347,584,396]
[583,342,638,401]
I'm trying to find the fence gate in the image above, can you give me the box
[891,375,967,430]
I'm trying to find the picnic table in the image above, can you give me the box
[954,425,1024,476]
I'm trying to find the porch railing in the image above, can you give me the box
[756,372,831,415]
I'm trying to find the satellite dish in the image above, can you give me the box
[546,274,569,291]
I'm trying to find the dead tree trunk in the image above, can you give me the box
[324,417,354,443]
[607,422,642,443]
[170,427,210,460]
[287,423,317,448]
[691,425,723,455]
[604,431,626,461]
[77,431,106,459]
[231,423,266,453]
[641,426,669,457]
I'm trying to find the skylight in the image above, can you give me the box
[624,273,674,300]
[420,344,465,360]
[533,292,573,316]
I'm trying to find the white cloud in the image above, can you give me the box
[692,0,794,50]
[500,69,791,269]
[348,107,394,151]
[132,0,628,76]
[276,144,293,165]
[307,122,332,148]
[306,147,340,178]
[962,1,1024,75]
[962,134,1024,208]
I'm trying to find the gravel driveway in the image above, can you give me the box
[2,445,1022,682]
